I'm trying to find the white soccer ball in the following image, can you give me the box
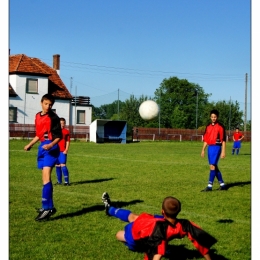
[139,100,159,121]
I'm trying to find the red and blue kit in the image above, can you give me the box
[203,122,226,165]
[57,128,70,164]
[58,128,70,152]
[203,122,226,146]
[124,213,217,260]
[35,111,62,169]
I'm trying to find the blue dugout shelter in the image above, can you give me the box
[89,119,127,144]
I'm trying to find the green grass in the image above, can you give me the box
[9,140,251,260]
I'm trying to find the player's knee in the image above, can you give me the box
[210,165,215,170]
[116,231,125,242]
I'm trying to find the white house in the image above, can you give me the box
[9,53,92,131]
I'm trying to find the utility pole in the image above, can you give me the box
[118,89,119,120]
[244,73,248,132]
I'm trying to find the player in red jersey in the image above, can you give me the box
[55,118,71,185]
[232,127,244,155]
[102,192,217,260]
[201,109,227,191]
[24,93,62,221]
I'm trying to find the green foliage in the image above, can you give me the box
[9,140,251,260]
[154,77,210,129]
[92,77,244,131]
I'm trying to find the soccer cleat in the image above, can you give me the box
[54,182,62,185]
[218,185,227,191]
[201,186,212,192]
[102,192,111,215]
[64,182,70,186]
[35,207,57,221]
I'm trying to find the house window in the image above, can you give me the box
[77,110,85,124]
[9,107,17,122]
[26,78,38,93]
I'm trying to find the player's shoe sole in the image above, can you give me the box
[102,192,111,215]
[35,207,57,221]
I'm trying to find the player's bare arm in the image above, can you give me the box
[24,136,40,151]
[42,137,61,150]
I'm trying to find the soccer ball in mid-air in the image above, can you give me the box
[139,100,159,121]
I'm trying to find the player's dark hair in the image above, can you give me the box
[162,196,181,218]
[210,109,219,117]
[41,93,55,104]
[60,117,66,123]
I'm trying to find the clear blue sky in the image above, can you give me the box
[9,0,251,118]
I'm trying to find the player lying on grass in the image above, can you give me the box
[102,192,217,260]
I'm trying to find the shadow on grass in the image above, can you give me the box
[69,178,115,185]
[50,199,144,220]
[225,181,251,190]
[165,245,229,260]
[216,219,234,223]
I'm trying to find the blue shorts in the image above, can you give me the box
[57,152,67,164]
[207,145,221,165]
[37,140,60,169]
[233,141,241,149]
[124,222,136,251]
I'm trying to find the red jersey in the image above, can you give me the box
[131,213,217,260]
[35,111,62,142]
[233,132,243,141]
[58,128,70,152]
[203,122,226,145]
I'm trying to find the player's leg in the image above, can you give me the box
[116,222,138,252]
[201,146,218,191]
[236,141,241,155]
[35,142,59,221]
[55,154,63,184]
[232,143,235,155]
[215,165,226,190]
[59,153,70,185]
[102,192,139,222]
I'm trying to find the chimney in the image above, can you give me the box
[53,54,60,75]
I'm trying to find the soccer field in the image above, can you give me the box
[9,140,251,260]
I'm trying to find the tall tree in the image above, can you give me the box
[154,77,210,129]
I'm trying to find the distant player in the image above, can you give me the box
[232,127,244,155]
[24,93,62,221]
[102,192,217,260]
[201,109,227,191]
[55,117,71,185]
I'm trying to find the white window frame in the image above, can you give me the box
[9,107,17,122]
[77,110,85,124]
[26,78,38,93]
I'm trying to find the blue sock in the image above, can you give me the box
[56,166,62,183]
[42,182,54,209]
[108,206,131,222]
[216,171,224,184]
[236,149,239,155]
[208,170,215,184]
[62,166,69,183]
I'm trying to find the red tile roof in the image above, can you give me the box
[9,54,72,99]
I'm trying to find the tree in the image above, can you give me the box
[92,100,125,121]
[154,77,210,129]
[201,100,244,135]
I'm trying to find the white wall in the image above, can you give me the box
[9,74,49,124]
[53,100,71,123]
[70,106,92,126]
[9,74,92,126]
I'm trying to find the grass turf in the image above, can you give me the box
[9,139,251,260]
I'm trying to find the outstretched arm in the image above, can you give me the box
[203,253,211,260]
